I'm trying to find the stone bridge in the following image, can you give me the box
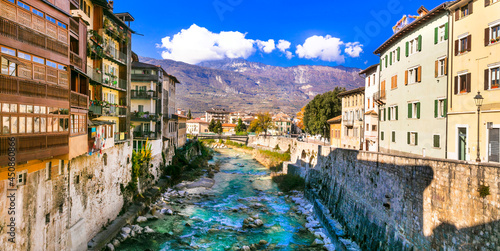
[197,134,249,144]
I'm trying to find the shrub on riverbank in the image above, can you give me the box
[165,140,213,182]
[272,174,305,192]
[225,140,254,150]
[258,149,290,162]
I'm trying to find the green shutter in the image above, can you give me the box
[380,58,382,70]
[434,135,440,148]
[418,35,422,51]
[434,27,438,44]
[397,47,400,61]
[388,107,391,120]
[408,103,412,118]
[392,131,396,142]
[396,106,398,120]
[406,41,409,57]
[381,131,384,141]
[379,109,381,120]
[415,133,418,145]
[384,108,386,121]
[390,52,392,65]
[443,99,448,117]
[434,100,438,118]
[417,102,421,119]
[444,23,449,40]
[385,55,388,68]
[407,132,411,144]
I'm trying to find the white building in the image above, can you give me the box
[360,64,380,152]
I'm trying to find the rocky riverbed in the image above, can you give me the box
[112,149,337,251]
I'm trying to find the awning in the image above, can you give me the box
[88,119,115,127]
[1,55,27,67]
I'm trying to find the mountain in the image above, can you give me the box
[139,57,364,116]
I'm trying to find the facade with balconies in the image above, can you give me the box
[339,87,365,150]
[360,64,380,152]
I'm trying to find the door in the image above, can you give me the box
[458,127,467,161]
[489,128,499,162]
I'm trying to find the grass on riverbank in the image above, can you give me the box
[164,140,213,183]
[272,174,305,192]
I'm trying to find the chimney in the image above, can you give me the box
[108,0,114,12]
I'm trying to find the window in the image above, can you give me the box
[366,123,369,131]
[391,131,396,143]
[57,22,67,29]
[46,162,52,180]
[18,52,31,61]
[372,125,377,131]
[435,99,447,118]
[32,8,44,17]
[46,15,56,24]
[407,37,420,56]
[488,67,500,89]
[1,47,15,56]
[58,160,64,175]
[438,25,446,43]
[46,61,57,68]
[1,56,17,76]
[433,135,441,148]
[380,131,384,141]
[456,73,470,94]
[17,1,30,11]
[46,213,50,224]
[33,56,44,64]
[388,106,398,121]
[459,36,468,53]
[17,172,26,186]
[408,132,418,145]
[392,49,396,64]
[408,102,420,119]
[460,5,469,18]
[491,25,500,44]
[407,66,421,84]
[436,58,446,77]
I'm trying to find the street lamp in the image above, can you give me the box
[474,92,484,162]
[323,124,327,146]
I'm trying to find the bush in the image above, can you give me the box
[274,144,281,151]
[258,149,290,162]
[272,174,305,192]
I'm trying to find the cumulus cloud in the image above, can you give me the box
[158,24,256,64]
[277,40,293,59]
[296,35,345,63]
[256,39,275,53]
[345,42,363,58]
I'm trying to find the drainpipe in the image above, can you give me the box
[445,10,452,159]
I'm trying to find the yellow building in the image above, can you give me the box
[339,87,365,150]
[327,115,342,148]
[446,0,500,163]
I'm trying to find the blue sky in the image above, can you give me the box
[114,0,445,69]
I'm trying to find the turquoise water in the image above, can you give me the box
[118,149,321,250]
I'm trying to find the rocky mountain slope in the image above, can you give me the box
[139,57,364,116]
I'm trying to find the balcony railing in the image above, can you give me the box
[70,91,88,109]
[87,65,102,83]
[0,75,67,100]
[69,17,79,36]
[70,51,83,70]
[114,132,129,143]
[131,112,161,122]
[0,135,69,165]
[131,90,158,99]
[0,16,68,57]
[119,78,127,90]
[89,104,102,116]
[103,44,127,64]
[373,90,386,104]
[133,131,160,140]
[343,118,354,127]
[87,65,127,91]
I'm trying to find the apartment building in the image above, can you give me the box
[339,87,365,150]
[375,4,450,158]
[177,114,187,147]
[206,107,230,123]
[187,119,209,135]
[360,64,379,152]
[327,115,342,148]
[446,0,500,162]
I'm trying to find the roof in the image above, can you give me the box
[373,3,450,54]
[359,64,378,75]
[338,87,365,97]
[365,110,378,116]
[222,124,236,127]
[115,12,135,22]
[177,114,188,119]
[327,115,342,124]
[187,119,208,124]
[206,108,231,114]
[88,119,115,126]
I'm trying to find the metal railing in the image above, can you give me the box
[373,90,386,103]
[131,112,161,121]
[343,118,354,127]
[133,131,160,140]
[131,90,158,99]
[114,132,129,143]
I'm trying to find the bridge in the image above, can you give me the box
[196,134,249,144]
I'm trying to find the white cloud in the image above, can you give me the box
[285,51,293,59]
[277,40,291,52]
[256,39,275,53]
[158,24,256,64]
[296,35,345,63]
[345,42,363,58]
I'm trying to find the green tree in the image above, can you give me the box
[235,118,247,133]
[187,109,192,120]
[209,119,216,133]
[303,87,344,139]
[249,112,273,136]
[215,120,223,134]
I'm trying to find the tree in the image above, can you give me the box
[296,106,306,130]
[187,109,192,120]
[303,87,344,139]
[249,112,273,136]
[235,118,247,133]
[215,120,223,134]
[209,119,216,133]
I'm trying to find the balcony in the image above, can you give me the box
[89,104,102,116]
[133,131,160,140]
[114,132,129,143]
[131,73,160,82]
[0,135,69,166]
[131,112,161,122]
[131,90,158,99]
[70,51,83,70]
[0,16,68,57]
[373,90,386,105]
[103,44,127,65]
[89,103,126,117]
[71,91,88,109]
[87,65,126,92]
[0,75,67,101]
[343,118,354,127]
[69,17,79,36]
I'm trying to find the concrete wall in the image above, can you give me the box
[252,136,500,250]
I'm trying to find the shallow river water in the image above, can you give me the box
[118,149,325,250]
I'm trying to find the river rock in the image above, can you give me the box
[144,226,155,233]
[185,222,192,227]
[121,227,131,234]
[254,219,264,227]
[106,243,115,251]
[312,238,324,246]
[258,240,268,245]
[112,239,120,247]
[240,246,250,251]
[136,216,147,223]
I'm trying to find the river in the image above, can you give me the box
[117,148,328,250]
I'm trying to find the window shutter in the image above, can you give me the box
[405,70,408,85]
[454,76,459,94]
[388,107,391,120]
[406,41,409,57]
[444,58,448,75]
[485,0,490,7]
[443,99,448,117]
[395,106,398,120]
[397,47,400,61]
[418,35,422,51]
[435,60,438,77]
[434,27,438,44]
[469,1,473,14]
[384,108,386,121]
[485,28,490,46]
[380,58,382,69]
[434,100,438,118]
[385,55,388,68]
[417,66,422,82]
[467,35,472,52]
[455,40,459,55]
[408,103,412,118]
[417,102,421,119]
[379,109,381,120]
[407,132,411,144]
[394,75,397,89]
[390,52,392,65]
[485,69,489,90]
[466,73,472,92]
[415,133,418,145]
[381,131,384,141]
[455,9,460,21]
[445,23,449,40]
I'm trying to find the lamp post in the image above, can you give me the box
[474,92,484,163]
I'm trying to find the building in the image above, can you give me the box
[360,64,380,152]
[374,4,449,158]
[229,111,249,124]
[163,73,180,151]
[222,123,236,134]
[77,0,134,150]
[205,108,230,123]
[446,0,500,162]
[187,119,209,135]
[327,115,342,147]
[339,87,365,150]
[177,114,187,147]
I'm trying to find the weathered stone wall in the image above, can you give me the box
[252,136,500,250]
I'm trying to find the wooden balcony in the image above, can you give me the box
[69,17,79,36]
[71,91,88,109]
[373,90,386,105]
[70,51,83,70]
[0,74,68,101]
[0,135,69,166]
[0,16,68,57]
